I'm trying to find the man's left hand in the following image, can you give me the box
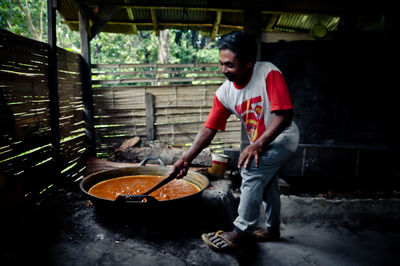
[238,142,264,168]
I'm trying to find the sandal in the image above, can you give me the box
[251,228,280,242]
[201,230,239,252]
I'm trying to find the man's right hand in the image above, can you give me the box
[168,126,217,179]
[169,158,190,179]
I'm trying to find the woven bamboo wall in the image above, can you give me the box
[0,29,86,198]
[91,63,241,156]
[57,48,86,180]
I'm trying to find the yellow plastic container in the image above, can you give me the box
[208,154,229,177]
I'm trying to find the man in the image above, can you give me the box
[169,31,299,252]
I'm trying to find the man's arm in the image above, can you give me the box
[169,126,217,178]
[238,109,293,169]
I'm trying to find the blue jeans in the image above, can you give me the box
[233,122,299,233]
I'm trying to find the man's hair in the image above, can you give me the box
[216,31,257,65]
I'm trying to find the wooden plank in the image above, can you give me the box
[155,101,213,108]
[92,76,225,85]
[93,90,145,99]
[78,8,96,157]
[94,110,146,117]
[0,45,48,61]
[94,116,146,125]
[155,106,211,115]
[0,54,48,72]
[92,69,221,77]
[94,104,145,111]
[1,73,48,91]
[156,114,207,124]
[61,158,86,180]
[145,93,155,141]
[59,115,84,128]
[60,134,86,151]
[0,29,49,51]
[0,137,52,168]
[95,124,147,132]
[57,72,81,81]
[92,63,220,69]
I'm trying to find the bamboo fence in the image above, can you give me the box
[91,63,242,156]
[0,29,86,198]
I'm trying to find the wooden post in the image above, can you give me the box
[211,11,222,41]
[244,9,262,61]
[47,0,61,173]
[79,8,96,156]
[145,93,155,141]
[240,9,262,151]
[150,8,159,36]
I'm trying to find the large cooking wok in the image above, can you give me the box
[80,158,209,211]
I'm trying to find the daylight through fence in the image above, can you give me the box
[91,63,241,157]
[0,29,86,198]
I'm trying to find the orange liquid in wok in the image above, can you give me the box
[88,175,200,201]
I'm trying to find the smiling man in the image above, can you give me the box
[170,31,299,252]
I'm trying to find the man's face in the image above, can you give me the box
[219,49,253,84]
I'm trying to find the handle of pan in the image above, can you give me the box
[139,157,166,167]
[115,194,159,203]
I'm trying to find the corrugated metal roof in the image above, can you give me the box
[57,0,389,37]
[275,14,340,32]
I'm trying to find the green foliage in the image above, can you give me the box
[91,29,219,64]
[56,13,80,53]
[169,29,219,64]
[91,31,159,64]
[0,0,47,41]
[1,0,219,64]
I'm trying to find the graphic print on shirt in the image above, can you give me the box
[235,96,265,142]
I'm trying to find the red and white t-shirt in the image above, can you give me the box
[204,62,293,143]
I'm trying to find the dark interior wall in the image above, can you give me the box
[261,32,399,149]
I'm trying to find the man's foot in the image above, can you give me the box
[251,228,280,241]
[201,230,244,252]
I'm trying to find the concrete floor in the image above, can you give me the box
[2,181,400,266]
[44,218,400,266]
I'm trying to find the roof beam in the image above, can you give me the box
[105,5,338,16]
[211,11,222,41]
[64,19,245,31]
[150,8,159,36]
[122,5,243,13]
[90,6,120,40]
[126,8,138,34]
[265,14,280,31]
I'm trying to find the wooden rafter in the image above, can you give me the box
[60,0,349,37]
[64,20,243,30]
[68,0,119,40]
[150,8,159,36]
[126,7,138,34]
[211,11,222,41]
[90,6,120,39]
[265,14,280,31]
[120,5,243,14]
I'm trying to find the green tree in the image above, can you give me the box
[169,30,218,64]
[0,0,47,41]
[90,29,218,64]
[1,0,219,64]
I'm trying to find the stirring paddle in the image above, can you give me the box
[115,171,178,202]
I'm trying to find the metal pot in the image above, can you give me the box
[79,157,209,211]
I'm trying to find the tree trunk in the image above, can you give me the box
[158,29,169,64]
[15,0,45,41]
[157,29,169,85]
